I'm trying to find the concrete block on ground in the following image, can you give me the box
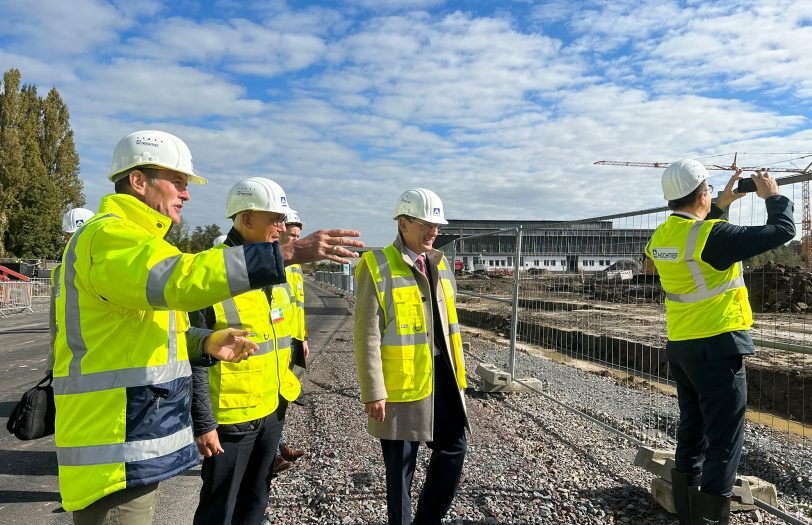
[476,363,511,387]
[731,476,778,511]
[650,477,676,514]
[634,447,676,480]
[637,447,778,514]
[510,377,544,393]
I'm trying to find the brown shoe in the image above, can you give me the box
[279,442,305,462]
[273,455,292,475]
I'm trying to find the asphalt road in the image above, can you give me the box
[0,282,351,524]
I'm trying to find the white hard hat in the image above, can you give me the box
[62,208,95,233]
[662,159,708,200]
[285,211,304,228]
[108,130,207,185]
[225,177,292,219]
[393,188,448,225]
[211,234,227,247]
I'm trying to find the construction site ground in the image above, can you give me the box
[456,272,812,427]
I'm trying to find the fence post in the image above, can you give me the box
[508,226,523,378]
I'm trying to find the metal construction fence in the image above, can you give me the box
[313,269,355,293]
[28,277,52,298]
[318,176,812,523]
[447,181,811,523]
[0,281,34,317]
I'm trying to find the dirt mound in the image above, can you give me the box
[745,261,812,313]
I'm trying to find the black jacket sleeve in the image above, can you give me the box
[190,306,218,436]
[701,195,796,271]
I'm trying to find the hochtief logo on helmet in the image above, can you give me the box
[433,207,441,216]
[281,196,287,206]
[75,220,85,227]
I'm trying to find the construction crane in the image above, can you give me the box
[594,154,812,268]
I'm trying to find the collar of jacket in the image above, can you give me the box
[393,234,443,267]
[98,193,173,239]
[224,227,244,247]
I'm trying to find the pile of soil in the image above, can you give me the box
[745,261,812,313]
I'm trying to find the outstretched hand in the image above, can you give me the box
[203,328,257,363]
[716,168,746,210]
[282,228,364,265]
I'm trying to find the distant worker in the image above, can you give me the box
[354,188,469,525]
[61,208,95,237]
[47,208,96,372]
[273,210,308,476]
[190,178,303,524]
[645,160,794,525]
[53,130,363,524]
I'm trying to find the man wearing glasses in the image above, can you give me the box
[190,178,306,524]
[354,188,469,525]
[645,160,794,524]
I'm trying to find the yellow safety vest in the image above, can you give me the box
[285,264,306,341]
[53,194,261,511]
[645,215,753,341]
[208,279,301,424]
[358,245,467,402]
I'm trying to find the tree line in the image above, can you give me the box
[0,68,84,259]
[0,67,226,259]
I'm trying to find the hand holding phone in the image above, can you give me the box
[735,178,757,194]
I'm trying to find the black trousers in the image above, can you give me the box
[668,348,747,497]
[380,355,467,525]
[193,400,287,525]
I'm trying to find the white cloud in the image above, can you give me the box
[122,17,327,77]
[0,0,131,55]
[2,0,810,246]
[75,59,266,120]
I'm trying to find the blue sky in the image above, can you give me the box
[1,0,811,245]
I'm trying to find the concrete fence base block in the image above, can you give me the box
[634,447,676,480]
[635,447,778,513]
[650,477,676,514]
[474,363,543,393]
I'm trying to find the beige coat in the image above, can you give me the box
[353,235,469,442]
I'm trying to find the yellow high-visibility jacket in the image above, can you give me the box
[646,214,752,340]
[53,193,285,511]
[358,245,467,402]
[285,264,307,341]
[207,274,301,423]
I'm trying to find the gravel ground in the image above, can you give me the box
[264,288,808,524]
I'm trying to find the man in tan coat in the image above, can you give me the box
[354,188,469,525]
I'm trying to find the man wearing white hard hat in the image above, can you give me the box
[354,189,469,525]
[270,210,309,477]
[188,179,305,524]
[645,160,794,524]
[52,131,361,524]
[46,208,97,373]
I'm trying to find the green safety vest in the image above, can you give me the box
[208,275,300,423]
[358,245,467,402]
[53,194,258,511]
[645,215,753,341]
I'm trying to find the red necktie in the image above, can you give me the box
[415,254,427,276]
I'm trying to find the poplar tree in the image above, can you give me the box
[0,67,84,258]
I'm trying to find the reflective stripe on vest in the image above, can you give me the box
[665,221,746,303]
[208,287,300,423]
[58,426,194,467]
[647,215,753,340]
[362,246,467,403]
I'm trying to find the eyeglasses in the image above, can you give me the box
[705,184,714,195]
[408,217,441,232]
[248,211,286,226]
